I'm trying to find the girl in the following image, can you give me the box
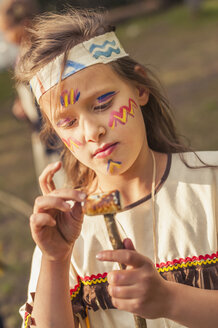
[16,8,218,328]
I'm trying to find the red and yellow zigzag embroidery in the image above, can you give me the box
[24,312,36,328]
[70,272,108,299]
[156,251,218,273]
[24,313,31,328]
[108,98,137,129]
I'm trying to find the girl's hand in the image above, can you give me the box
[96,238,169,319]
[30,162,86,262]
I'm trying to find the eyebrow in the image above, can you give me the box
[54,88,118,123]
[97,91,116,103]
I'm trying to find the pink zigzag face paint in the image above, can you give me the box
[60,88,80,108]
[107,159,122,173]
[108,98,137,129]
[62,136,83,152]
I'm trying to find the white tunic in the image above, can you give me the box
[20,151,218,328]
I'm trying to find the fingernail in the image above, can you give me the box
[96,253,103,260]
[63,202,71,209]
[53,161,60,168]
[79,192,86,200]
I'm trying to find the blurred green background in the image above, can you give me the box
[0,0,218,327]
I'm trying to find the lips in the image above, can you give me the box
[93,142,118,159]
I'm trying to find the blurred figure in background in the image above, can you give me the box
[0,0,65,188]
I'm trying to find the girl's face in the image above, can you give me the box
[40,64,149,179]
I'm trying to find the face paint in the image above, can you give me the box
[60,88,80,108]
[107,159,122,173]
[108,98,137,129]
[97,91,116,104]
[57,118,71,127]
[62,136,83,151]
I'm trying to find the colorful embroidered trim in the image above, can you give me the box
[70,272,108,299]
[24,312,36,327]
[156,252,218,273]
[85,307,91,328]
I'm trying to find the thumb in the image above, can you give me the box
[123,238,135,251]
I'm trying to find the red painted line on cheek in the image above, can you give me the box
[62,137,83,151]
[108,98,137,129]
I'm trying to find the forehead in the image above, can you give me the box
[40,63,124,108]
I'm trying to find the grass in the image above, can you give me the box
[0,1,218,327]
[117,0,218,150]
[0,68,38,328]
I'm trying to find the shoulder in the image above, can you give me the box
[167,151,218,187]
[172,151,218,168]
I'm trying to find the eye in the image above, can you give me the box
[57,118,77,128]
[93,99,113,112]
[64,118,77,128]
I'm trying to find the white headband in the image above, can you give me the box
[30,32,128,101]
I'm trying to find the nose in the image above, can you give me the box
[83,115,106,143]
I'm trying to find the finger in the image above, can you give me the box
[33,195,71,214]
[123,238,136,270]
[123,238,135,251]
[108,283,144,299]
[39,161,62,195]
[96,249,145,268]
[71,201,83,221]
[30,213,56,232]
[109,297,142,315]
[50,188,86,203]
[107,268,140,286]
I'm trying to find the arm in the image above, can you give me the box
[97,238,218,328]
[29,162,85,328]
[166,279,218,328]
[32,254,75,328]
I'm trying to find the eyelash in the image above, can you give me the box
[59,97,114,128]
[93,99,113,112]
[63,119,77,128]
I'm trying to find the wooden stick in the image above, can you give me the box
[104,214,147,328]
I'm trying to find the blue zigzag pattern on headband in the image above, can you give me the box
[89,39,121,59]
[62,60,86,79]
[92,47,121,59]
[89,40,116,53]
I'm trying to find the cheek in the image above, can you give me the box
[108,98,138,129]
[61,136,83,153]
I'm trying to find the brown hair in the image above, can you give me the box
[15,8,196,191]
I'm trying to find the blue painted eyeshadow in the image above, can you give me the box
[97,91,116,103]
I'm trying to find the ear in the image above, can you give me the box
[136,84,149,106]
[134,65,149,106]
